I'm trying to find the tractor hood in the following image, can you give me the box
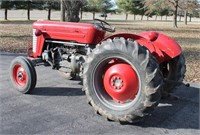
[32,20,105,44]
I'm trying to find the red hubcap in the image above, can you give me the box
[103,63,139,102]
[13,64,27,87]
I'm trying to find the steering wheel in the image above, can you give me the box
[93,19,115,33]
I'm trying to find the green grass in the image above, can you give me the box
[0,20,199,82]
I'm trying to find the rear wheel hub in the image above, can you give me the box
[103,63,139,102]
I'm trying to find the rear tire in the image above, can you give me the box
[10,56,37,94]
[83,38,162,123]
[162,54,186,93]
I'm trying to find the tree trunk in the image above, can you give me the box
[179,15,182,22]
[141,15,144,20]
[184,10,188,25]
[161,16,163,21]
[93,12,95,20]
[27,8,30,20]
[155,15,157,20]
[104,16,106,20]
[4,9,8,20]
[60,0,65,21]
[48,9,51,20]
[166,15,167,20]
[80,9,83,20]
[189,14,192,22]
[134,14,136,20]
[125,13,128,20]
[173,0,178,28]
[65,1,82,22]
[147,15,149,21]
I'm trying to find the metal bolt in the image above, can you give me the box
[18,72,23,80]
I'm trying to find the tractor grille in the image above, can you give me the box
[32,29,37,53]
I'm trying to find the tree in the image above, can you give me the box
[136,1,146,20]
[179,0,198,25]
[43,0,60,20]
[99,0,114,20]
[80,1,89,20]
[87,0,100,19]
[116,0,142,20]
[15,0,32,20]
[13,0,44,20]
[87,0,114,20]
[169,0,179,27]
[160,9,170,20]
[62,0,85,22]
[60,0,65,21]
[0,0,14,20]
[144,0,179,28]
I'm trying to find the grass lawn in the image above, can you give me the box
[0,20,199,83]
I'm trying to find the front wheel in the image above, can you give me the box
[10,56,37,94]
[83,38,163,123]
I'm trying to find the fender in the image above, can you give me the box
[102,32,182,63]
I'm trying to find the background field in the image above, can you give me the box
[0,10,200,83]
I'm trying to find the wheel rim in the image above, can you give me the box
[103,63,139,102]
[13,64,27,87]
[93,57,141,111]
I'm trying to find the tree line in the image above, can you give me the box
[0,0,200,28]
[116,0,199,27]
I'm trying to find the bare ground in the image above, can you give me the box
[0,20,199,82]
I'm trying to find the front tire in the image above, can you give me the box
[10,56,37,94]
[83,38,162,123]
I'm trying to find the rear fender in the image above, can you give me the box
[138,32,182,60]
[102,33,182,63]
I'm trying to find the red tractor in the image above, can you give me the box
[10,19,186,123]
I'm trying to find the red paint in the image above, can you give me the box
[31,21,182,63]
[103,63,139,102]
[139,32,182,60]
[148,32,158,41]
[103,32,182,63]
[35,29,43,36]
[13,64,27,87]
[32,21,105,57]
